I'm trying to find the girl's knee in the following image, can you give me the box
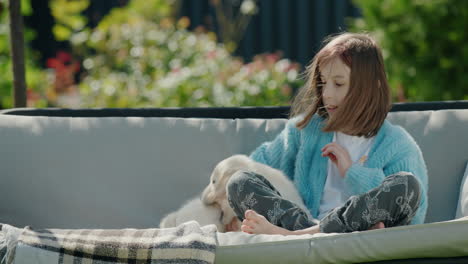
[226,171,254,199]
[406,174,421,194]
[386,172,421,199]
[226,171,270,200]
[385,171,421,201]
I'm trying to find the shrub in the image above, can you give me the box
[352,0,468,101]
[73,0,303,107]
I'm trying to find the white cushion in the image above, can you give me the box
[216,219,468,263]
[455,162,468,218]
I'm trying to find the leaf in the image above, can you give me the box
[53,24,72,41]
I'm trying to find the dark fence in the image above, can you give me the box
[179,0,361,67]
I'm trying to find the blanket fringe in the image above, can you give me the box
[0,224,24,264]
[0,227,4,264]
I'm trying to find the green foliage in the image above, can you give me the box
[0,0,50,108]
[68,0,177,53]
[76,1,302,107]
[122,0,176,23]
[351,0,468,101]
[50,0,89,41]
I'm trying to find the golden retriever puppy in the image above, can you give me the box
[159,197,225,232]
[202,154,311,231]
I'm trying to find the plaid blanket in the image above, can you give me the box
[0,221,217,264]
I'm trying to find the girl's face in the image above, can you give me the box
[320,57,351,116]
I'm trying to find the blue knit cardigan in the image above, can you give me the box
[249,114,428,225]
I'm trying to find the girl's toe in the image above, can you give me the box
[241,224,254,234]
[249,211,264,221]
[243,219,256,226]
[244,209,255,218]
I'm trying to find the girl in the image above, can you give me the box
[226,32,428,235]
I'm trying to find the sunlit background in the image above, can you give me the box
[0,0,467,109]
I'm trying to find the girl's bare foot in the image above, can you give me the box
[368,222,385,230]
[241,210,293,235]
[240,210,385,235]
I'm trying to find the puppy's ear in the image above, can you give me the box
[201,185,216,205]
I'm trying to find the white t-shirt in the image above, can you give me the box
[317,132,375,220]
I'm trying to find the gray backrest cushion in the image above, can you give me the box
[386,110,468,223]
[1,109,467,228]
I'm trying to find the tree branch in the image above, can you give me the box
[9,0,27,107]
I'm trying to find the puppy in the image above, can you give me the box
[159,196,225,232]
[201,154,311,231]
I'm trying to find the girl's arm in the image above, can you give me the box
[249,117,301,181]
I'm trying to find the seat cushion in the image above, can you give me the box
[216,218,468,263]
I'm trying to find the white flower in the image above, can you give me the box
[255,70,269,83]
[240,0,257,15]
[130,46,144,57]
[267,80,277,90]
[193,89,204,100]
[168,40,178,52]
[90,30,103,44]
[70,31,89,45]
[213,83,232,105]
[185,35,197,47]
[275,59,290,72]
[120,24,132,40]
[158,74,179,89]
[90,80,101,92]
[247,84,260,95]
[0,24,7,34]
[287,69,298,81]
[169,59,181,69]
[83,58,94,70]
[103,83,116,96]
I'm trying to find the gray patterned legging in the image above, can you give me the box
[226,171,421,233]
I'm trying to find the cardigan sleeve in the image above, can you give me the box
[249,117,301,181]
[344,145,429,225]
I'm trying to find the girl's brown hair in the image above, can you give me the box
[290,32,391,137]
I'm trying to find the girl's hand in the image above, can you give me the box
[321,143,352,178]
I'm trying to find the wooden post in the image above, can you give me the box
[8,0,27,107]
